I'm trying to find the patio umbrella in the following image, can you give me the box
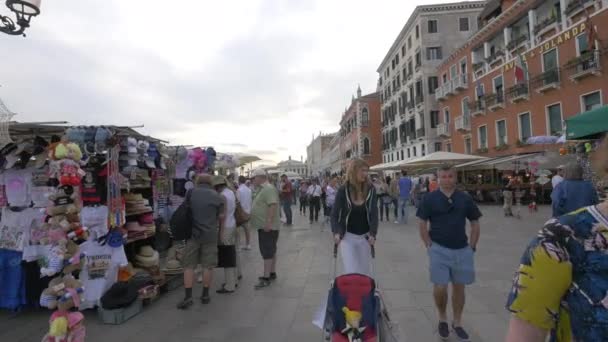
[566,105,608,140]
[397,152,487,169]
[526,136,560,145]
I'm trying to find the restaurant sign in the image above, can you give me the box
[504,22,587,72]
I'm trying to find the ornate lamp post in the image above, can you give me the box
[0,0,41,36]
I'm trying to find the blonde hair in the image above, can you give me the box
[346,158,370,202]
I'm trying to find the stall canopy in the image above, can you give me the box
[369,160,402,171]
[232,153,261,166]
[566,105,608,140]
[455,153,542,170]
[398,152,487,169]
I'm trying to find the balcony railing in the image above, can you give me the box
[532,68,560,93]
[415,95,424,106]
[455,115,471,132]
[486,51,505,68]
[566,50,602,81]
[534,15,559,35]
[436,123,451,138]
[485,93,505,111]
[470,100,485,116]
[565,0,595,16]
[444,81,454,96]
[453,74,468,91]
[506,83,529,103]
[436,86,446,100]
[507,34,529,51]
[416,127,426,139]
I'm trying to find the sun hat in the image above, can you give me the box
[138,212,154,225]
[251,168,267,177]
[212,175,227,187]
[135,246,159,267]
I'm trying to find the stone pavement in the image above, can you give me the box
[0,204,552,342]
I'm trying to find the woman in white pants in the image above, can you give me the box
[331,159,378,276]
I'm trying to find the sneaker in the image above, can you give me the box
[452,325,470,341]
[258,273,277,281]
[216,286,235,294]
[394,221,399,224]
[241,245,251,251]
[255,278,271,289]
[201,296,211,304]
[438,322,450,340]
[176,297,193,310]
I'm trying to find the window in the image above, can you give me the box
[416,25,419,39]
[422,144,426,156]
[444,108,450,123]
[395,54,400,65]
[459,17,469,31]
[402,45,406,57]
[361,108,369,126]
[408,60,413,75]
[407,148,411,158]
[464,137,472,154]
[519,112,532,141]
[400,151,404,160]
[383,155,386,163]
[415,51,422,67]
[428,77,438,94]
[460,58,467,74]
[576,33,590,55]
[408,36,412,49]
[442,73,447,83]
[478,125,487,149]
[413,146,417,157]
[446,143,452,152]
[435,142,442,152]
[547,103,563,136]
[428,20,438,33]
[450,65,457,80]
[582,91,602,111]
[462,97,470,117]
[542,49,559,83]
[493,75,504,97]
[496,120,507,146]
[430,110,439,128]
[427,47,442,60]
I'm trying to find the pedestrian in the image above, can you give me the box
[280,174,293,226]
[389,175,400,223]
[250,169,281,289]
[236,176,252,250]
[374,177,387,222]
[331,158,378,276]
[412,178,423,209]
[299,180,309,215]
[551,165,564,189]
[293,178,299,205]
[323,176,338,230]
[429,175,439,192]
[398,170,413,224]
[505,135,608,342]
[213,176,238,294]
[551,162,599,217]
[176,174,224,309]
[416,164,482,341]
[307,178,322,224]
[502,176,514,217]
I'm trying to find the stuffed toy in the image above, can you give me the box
[47,185,80,217]
[40,275,86,342]
[59,160,85,187]
[39,274,84,310]
[341,307,366,342]
[54,142,83,162]
[40,239,83,277]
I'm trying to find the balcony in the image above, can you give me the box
[566,50,602,82]
[507,35,529,54]
[455,115,471,133]
[436,86,446,101]
[486,51,505,69]
[565,0,595,17]
[415,96,424,107]
[453,74,468,91]
[407,101,415,113]
[444,81,454,96]
[534,15,560,37]
[506,83,529,103]
[416,127,426,139]
[532,68,560,93]
[470,100,485,116]
[485,93,505,111]
[436,123,451,138]
[473,62,486,78]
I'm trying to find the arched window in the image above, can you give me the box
[362,108,369,126]
[363,137,370,155]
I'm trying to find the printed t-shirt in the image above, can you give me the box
[1,168,33,207]
[0,207,44,252]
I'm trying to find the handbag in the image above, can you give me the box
[169,190,193,241]
[235,196,250,226]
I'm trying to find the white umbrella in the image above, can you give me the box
[398,152,487,169]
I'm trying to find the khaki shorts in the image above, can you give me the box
[182,239,218,269]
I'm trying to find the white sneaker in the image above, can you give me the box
[394,221,399,224]
[241,245,252,251]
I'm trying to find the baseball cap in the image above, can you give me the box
[251,168,267,177]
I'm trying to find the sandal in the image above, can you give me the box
[176,297,193,310]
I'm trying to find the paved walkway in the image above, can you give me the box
[1,204,552,342]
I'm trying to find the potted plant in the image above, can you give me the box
[476,147,489,154]
[495,143,510,151]
[515,139,528,147]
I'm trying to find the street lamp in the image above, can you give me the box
[0,0,41,36]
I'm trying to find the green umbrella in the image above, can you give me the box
[566,105,608,140]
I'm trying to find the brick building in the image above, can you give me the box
[339,86,382,169]
[435,0,608,157]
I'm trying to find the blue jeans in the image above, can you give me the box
[281,200,292,225]
[398,197,409,224]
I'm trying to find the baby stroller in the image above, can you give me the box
[321,244,398,341]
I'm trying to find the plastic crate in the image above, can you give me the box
[97,299,143,325]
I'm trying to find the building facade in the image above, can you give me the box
[318,133,342,176]
[306,132,337,177]
[339,87,382,169]
[435,0,608,157]
[275,157,307,177]
[377,1,486,165]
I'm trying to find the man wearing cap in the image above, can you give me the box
[280,174,293,226]
[177,173,224,308]
[250,169,281,289]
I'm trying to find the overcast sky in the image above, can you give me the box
[0,0,469,164]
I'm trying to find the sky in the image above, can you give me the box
[0,0,469,164]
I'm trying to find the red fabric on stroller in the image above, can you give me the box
[330,274,378,342]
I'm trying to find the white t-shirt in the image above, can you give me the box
[308,185,322,197]
[552,175,564,188]
[0,207,44,252]
[222,188,236,229]
[78,240,128,310]
[80,205,109,240]
[236,184,252,214]
[1,168,33,207]
[326,186,337,207]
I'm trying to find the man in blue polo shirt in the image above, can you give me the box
[416,165,481,341]
[398,170,413,224]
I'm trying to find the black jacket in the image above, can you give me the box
[331,183,378,237]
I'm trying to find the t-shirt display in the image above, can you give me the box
[0,207,45,252]
[78,240,128,310]
[1,168,33,207]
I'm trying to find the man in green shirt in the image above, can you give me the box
[250,168,280,289]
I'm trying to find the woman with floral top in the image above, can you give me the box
[506,134,608,341]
